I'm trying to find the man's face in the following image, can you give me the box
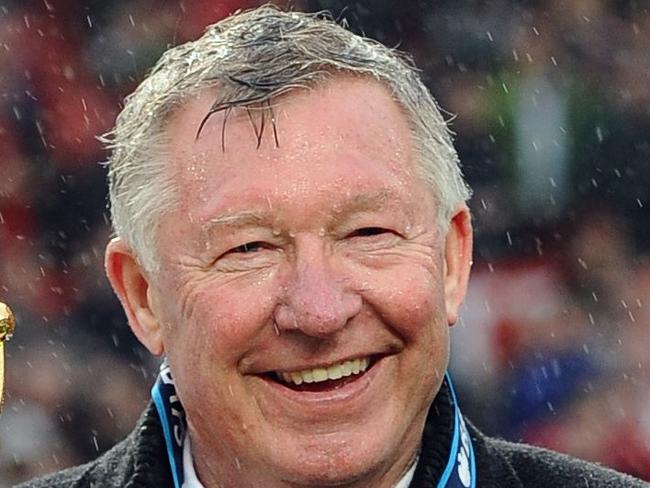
[130,77,470,486]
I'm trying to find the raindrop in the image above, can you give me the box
[551,359,561,377]
[595,126,604,142]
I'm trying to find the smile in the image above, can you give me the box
[257,354,387,410]
[275,357,371,386]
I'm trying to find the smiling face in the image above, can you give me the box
[106,76,472,488]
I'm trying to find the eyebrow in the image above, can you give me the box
[204,189,403,232]
[207,209,269,229]
[333,189,399,218]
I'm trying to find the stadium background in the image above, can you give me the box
[0,0,649,484]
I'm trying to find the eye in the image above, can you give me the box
[212,240,280,271]
[347,227,391,238]
[228,241,268,254]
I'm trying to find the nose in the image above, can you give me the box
[274,245,362,338]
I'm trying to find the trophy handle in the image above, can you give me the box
[0,302,16,413]
[0,341,4,412]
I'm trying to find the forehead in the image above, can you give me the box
[164,76,429,224]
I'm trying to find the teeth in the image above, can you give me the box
[351,359,360,374]
[276,357,371,386]
[312,368,328,382]
[303,370,314,383]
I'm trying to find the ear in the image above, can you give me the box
[443,205,473,326]
[105,237,164,355]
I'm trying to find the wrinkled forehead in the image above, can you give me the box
[163,76,429,216]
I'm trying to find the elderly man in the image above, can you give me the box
[19,6,646,488]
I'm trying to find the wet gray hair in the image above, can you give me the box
[103,5,471,271]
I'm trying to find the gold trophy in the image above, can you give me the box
[0,302,16,413]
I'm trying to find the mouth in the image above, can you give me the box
[265,356,376,392]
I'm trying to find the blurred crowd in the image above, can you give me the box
[0,0,649,485]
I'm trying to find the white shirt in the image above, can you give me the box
[182,435,418,488]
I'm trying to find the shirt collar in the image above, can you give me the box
[181,434,201,488]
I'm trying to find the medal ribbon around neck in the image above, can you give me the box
[152,360,187,488]
[152,361,476,488]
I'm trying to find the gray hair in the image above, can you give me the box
[103,5,471,271]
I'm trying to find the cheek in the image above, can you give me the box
[163,272,280,364]
[366,265,447,340]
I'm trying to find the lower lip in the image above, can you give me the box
[255,358,385,408]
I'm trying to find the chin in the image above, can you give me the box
[277,457,374,487]
[261,428,406,487]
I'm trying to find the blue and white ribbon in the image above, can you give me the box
[152,360,187,488]
[436,373,477,488]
